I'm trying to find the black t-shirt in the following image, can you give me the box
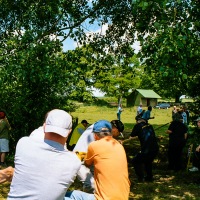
[168,121,188,144]
[131,122,159,153]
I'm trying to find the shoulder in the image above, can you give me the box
[73,125,94,152]
[68,151,82,164]
[77,123,84,128]
[18,136,30,143]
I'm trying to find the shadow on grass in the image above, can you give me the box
[123,129,200,200]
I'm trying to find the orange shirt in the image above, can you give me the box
[85,136,130,200]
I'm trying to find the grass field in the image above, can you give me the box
[1,105,200,200]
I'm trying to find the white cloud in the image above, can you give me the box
[132,40,141,54]
[91,87,105,97]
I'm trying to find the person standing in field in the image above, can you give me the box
[128,117,159,182]
[172,106,177,121]
[0,111,11,168]
[117,103,123,121]
[181,107,188,126]
[142,105,155,122]
[137,104,143,116]
[166,112,188,171]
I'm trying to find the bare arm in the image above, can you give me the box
[120,136,138,145]
[196,145,200,152]
[166,130,172,134]
[184,133,188,140]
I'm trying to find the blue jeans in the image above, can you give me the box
[65,190,95,200]
[117,113,121,121]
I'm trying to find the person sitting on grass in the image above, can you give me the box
[73,119,125,193]
[84,120,130,199]
[5,109,94,200]
[67,119,89,151]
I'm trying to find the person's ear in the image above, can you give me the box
[43,123,46,132]
[94,133,100,140]
[69,129,72,134]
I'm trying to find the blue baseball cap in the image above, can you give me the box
[93,120,112,133]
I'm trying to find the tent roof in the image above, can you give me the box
[136,89,161,98]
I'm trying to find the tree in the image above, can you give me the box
[0,0,199,149]
[0,0,106,144]
[87,0,200,101]
[93,54,143,100]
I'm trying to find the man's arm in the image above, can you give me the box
[196,145,200,152]
[120,136,138,145]
[84,145,94,168]
[184,133,188,140]
[166,130,172,134]
[5,117,11,130]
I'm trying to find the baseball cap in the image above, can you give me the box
[194,117,200,122]
[93,120,112,133]
[110,120,124,132]
[111,120,125,138]
[81,120,89,124]
[44,109,72,137]
[0,111,6,119]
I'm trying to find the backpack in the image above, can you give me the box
[140,124,159,154]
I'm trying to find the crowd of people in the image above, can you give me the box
[0,104,199,199]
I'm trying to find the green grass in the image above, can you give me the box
[1,105,200,200]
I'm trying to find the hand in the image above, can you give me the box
[75,151,87,161]
[0,166,14,183]
[196,145,200,152]
[158,136,163,142]
[118,140,124,145]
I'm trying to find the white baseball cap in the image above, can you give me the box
[44,109,72,137]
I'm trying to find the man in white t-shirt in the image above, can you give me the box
[137,104,143,116]
[7,109,94,200]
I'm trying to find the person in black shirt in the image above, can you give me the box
[166,112,188,171]
[129,118,159,182]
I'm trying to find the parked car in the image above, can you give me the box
[154,103,171,109]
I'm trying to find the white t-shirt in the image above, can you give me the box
[137,106,143,115]
[73,125,94,153]
[30,126,67,150]
[29,126,44,141]
[8,137,81,200]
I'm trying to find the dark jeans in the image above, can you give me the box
[168,141,185,171]
[117,113,121,121]
[132,151,158,181]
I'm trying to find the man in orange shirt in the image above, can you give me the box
[85,120,130,200]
